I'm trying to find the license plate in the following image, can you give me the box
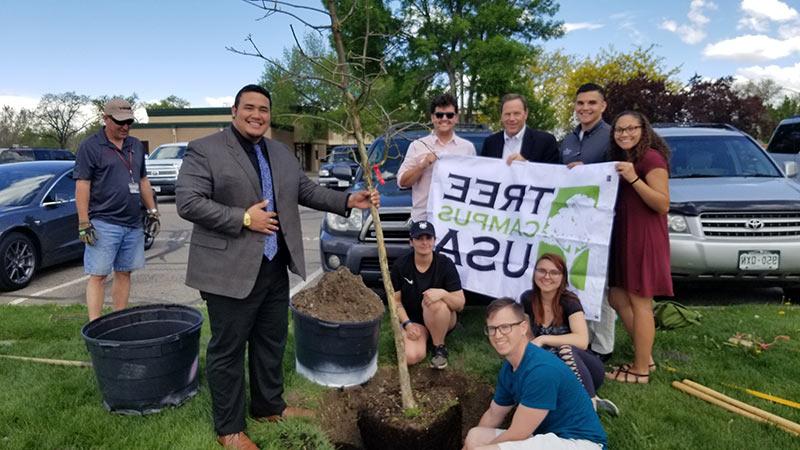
[337,180,350,187]
[152,186,161,193]
[738,250,779,270]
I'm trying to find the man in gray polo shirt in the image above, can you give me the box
[559,83,616,360]
[74,99,159,321]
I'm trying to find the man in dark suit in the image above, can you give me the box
[176,84,378,450]
[481,93,559,165]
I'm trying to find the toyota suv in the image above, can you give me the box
[145,142,187,195]
[767,115,800,183]
[658,124,800,298]
[319,124,491,287]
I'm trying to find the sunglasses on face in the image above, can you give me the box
[434,112,456,119]
[111,117,134,127]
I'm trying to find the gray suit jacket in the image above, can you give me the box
[176,127,349,299]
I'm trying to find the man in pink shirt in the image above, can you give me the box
[398,93,476,221]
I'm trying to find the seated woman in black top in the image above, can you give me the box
[520,253,618,416]
[390,221,465,369]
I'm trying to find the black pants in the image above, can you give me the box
[202,256,290,435]
[551,345,605,398]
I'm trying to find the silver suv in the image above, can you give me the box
[658,124,800,298]
[145,142,187,195]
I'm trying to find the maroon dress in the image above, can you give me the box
[610,149,674,297]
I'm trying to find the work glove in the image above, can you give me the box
[144,209,161,240]
[78,222,96,246]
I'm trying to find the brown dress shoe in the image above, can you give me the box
[217,432,259,450]
[256,406,316,423]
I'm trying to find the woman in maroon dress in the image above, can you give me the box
[606,111,673,384]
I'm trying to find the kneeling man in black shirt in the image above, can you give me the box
[391,221,465,369]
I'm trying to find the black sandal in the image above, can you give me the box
[606,366,649,384]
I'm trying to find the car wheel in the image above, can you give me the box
[0,232,38,291]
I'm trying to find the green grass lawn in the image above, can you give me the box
[1,301,798,449]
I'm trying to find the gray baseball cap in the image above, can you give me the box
[104,98,135,121]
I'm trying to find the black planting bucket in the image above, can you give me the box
[80,304,204,415]
[290,303,382,387]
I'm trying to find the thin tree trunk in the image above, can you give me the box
[326,0,417,411]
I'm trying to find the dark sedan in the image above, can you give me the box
[0,161,83,290]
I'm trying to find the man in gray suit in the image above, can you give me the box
[176,84,378,450]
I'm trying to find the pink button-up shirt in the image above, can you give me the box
[397,133,476,221]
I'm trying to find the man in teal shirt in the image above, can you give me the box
[464,298,607,450]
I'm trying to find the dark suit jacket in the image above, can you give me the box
[176,127,349,299]
[481,127,559,163]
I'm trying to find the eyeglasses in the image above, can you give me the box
[434,112,456,119]
[111,117,134,127]
[613,125,641,135]
[484,320,525,336]
[534,268,563,278]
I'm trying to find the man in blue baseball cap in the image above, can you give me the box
[390,220,465,369]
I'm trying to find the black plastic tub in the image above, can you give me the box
[290,304,381,387]
[81,304,203,415]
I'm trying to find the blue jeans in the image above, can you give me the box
[83,219,145,275]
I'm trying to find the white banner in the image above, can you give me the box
[426,155,619,321]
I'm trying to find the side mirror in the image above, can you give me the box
[785,161,798,178]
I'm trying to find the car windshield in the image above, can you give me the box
[367,132,487,182]
[330,149,356,163]
[0,167,57,207]
[149,145,185,160]
[768,122,800,155]
[665,135,781,178]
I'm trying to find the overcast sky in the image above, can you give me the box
[1,0,799,112]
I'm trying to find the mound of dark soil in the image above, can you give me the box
[292,268,384,323]
[318,365,494,449]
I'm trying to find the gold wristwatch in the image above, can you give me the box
[243,211,251,227]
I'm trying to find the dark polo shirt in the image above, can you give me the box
[73,128,146,227]
[559,120,611,165]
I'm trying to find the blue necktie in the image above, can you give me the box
[254,143,278,260]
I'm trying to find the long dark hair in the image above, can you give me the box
[608,110,671,169]
[530,253,573,327]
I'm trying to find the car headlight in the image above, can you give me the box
[319,169,330,177]
[326,211,362,232]
[668,214,689,233]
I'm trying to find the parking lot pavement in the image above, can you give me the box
[0,198,327,309]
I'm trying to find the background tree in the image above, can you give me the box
[394,0,563,121]
[260,33,348,141]
[36,92,93,149]
[556,45,680,130]
[516,49,574,131]
[770,94,800,124]
[735,78,783,106]
[0,106,37,147]
[684,75,772,140]
[605,74,686,124]
[146,95,190,110]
